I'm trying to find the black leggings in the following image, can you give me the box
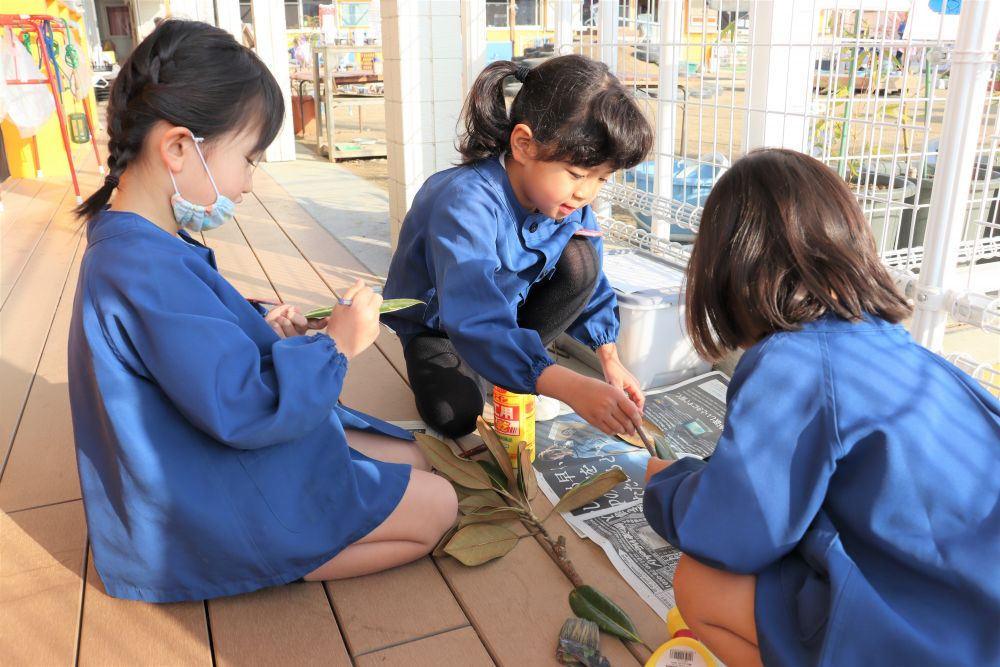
[403,238,600,438]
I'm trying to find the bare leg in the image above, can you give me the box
[304,431,458,580]
[673,554,763,667]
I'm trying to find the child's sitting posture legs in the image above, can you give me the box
[673,554,763,667]
[305,431,458,580]
[403,237,600,437]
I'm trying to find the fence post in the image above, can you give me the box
[911,0,1000,350]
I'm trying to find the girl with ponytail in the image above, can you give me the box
[68,20,456,603]
[383,54,654,438]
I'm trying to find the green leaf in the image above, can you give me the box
[476,416,515,487]
[303,298,425,320]
[552,469,627,514]
[477,459,508,491]
[444,524,519,566]
[414,433,492,490]
[516,442,538,502]
[569,585,643,643]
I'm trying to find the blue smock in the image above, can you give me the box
[382,157,619,394]
[643,314,1000,666]
[68,210,412,603]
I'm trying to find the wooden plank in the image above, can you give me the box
[0,180,69,305]
[0,193,88,479]
[354,626,494,667]
[249,169,409,380]
[535,494,668,664]
[326,557,469,656]
[217,190,419,421]
[0,178,46,233]
[77,550,211,666]
[436,532,642,667]
[0,501,87,666]
[0,241,84,511]
[203,206,279,300]
[208,583,351,667]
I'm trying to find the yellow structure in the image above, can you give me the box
[2,0,99,179]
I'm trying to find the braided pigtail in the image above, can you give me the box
[75,19,284,221]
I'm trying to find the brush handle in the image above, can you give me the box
[636,426,659,458]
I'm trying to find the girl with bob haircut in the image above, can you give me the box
[68,20,457,603]
[643,149,1000,666]
[383,55,654,438]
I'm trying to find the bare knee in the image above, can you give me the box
[416,470,459,540]
[673,553,700,623]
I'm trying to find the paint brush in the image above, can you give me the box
[556,618,610,667]
[635,425,659,458]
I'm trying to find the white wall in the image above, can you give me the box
[383,0,486,248]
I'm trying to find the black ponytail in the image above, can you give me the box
[457,54,653,171]
[75,20,284,220]
[457,60,521,164]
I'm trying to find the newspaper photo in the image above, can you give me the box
[532,371,730,616]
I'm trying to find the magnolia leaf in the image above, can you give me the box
[569,585,643,643]
[458,494,508,516]
[414,433,492,490]
[477,459,508,491]
[456,487,506,507]
[552,469,627,515]
[303,298,425,320]
[444,524,520,566]
[517,442,538,502]
[476,416,515,486]
[617,419,663,449]
[457,506,523,527]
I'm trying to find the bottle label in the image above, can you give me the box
[493,388,535,466]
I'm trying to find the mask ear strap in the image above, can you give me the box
[168,169,182,195]
[188,133,223,196]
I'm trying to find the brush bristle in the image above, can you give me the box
[557,618,606,666]
[559,618,600,647]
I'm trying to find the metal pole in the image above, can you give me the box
[910,0,1000,350]
[653,0,682,240]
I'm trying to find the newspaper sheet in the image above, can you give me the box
[532,371,730,616]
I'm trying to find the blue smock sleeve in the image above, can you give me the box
[102,256,349,450]
[428,195,554,394]
[642,333,840,573]
[564,209,619,349]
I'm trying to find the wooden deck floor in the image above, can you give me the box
[0,145,668,665]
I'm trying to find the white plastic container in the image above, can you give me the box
[555,249,710,390]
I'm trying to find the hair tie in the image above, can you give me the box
[104,174,119,189]
[514,65,531,83]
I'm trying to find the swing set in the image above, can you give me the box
[2,13,103,203]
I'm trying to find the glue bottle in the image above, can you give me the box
[645,607,720,667]
[492,387,535,467]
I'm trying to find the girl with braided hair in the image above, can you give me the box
[69,19,457,603]
[383,55,654,439]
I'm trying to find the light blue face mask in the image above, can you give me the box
[169,133,237,232]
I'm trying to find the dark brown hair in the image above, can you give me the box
[685,148,913,361]
[75,20,284,220]
[458,55,653,170]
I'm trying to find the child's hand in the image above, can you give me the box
[569,376,642,436]
[645,457,675,483]
[597,346,645,411]
[325,279,382,360]
[265,304,310,338]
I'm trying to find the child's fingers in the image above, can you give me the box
[339,279,366,303]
